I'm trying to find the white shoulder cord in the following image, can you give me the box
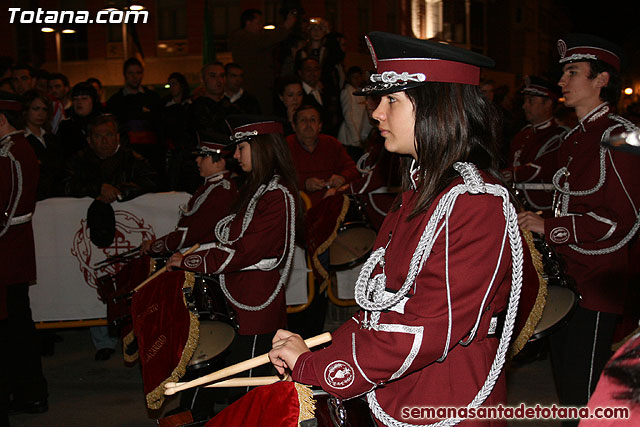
[179,177,230,218]
[216,175,297,311]
[355,162,523,427]
[0,139,22,238]
[552,118,640,255]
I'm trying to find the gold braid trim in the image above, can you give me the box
[313,195,350,293]
[145,271,200,410]
[122,329,138,363]
[508,229,548,359]
[294,382,316,423]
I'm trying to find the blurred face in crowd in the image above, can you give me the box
[73,95,94,117]
[168,78,182,99]
[48,78,68,100]
[308,22,328,42]
[226,67,244,93]
[35,76,48,92]
[480,83,494,102]
[124,64,143,90]
[522,95,551,125]
[348,71,364,89]
[299,59,321,88]
[372,91,417,158]
[196,154,224,177]
[11,69,34,95]
[280,83,303,110]
[294,107,322,147]
[26,97,49,128]
[245,13,264,33]
[202,64,225,99]
[234,141,252,172]
[89,121,120,159]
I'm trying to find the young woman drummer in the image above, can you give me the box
[166,115,302,376]
[269,32,526,426]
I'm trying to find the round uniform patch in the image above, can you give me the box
[550,226,570,244]
[184,254,203,269]
[324,360,355,390]
[151,240,165,253]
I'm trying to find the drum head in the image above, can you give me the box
[329,223,377,270]
[188,321,235,369]
[531,286,578,341]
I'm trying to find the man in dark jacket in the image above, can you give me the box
[61,114,157,203]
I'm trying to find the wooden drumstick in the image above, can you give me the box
[132,243,200,293]
[202,376,282,388]
[164,332,331,395]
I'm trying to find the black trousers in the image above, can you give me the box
[549,305,618,427]
[0,283,48,419]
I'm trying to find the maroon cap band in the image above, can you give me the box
[560,46,620,72]
[233,121,283,136]
[377,58,481,86]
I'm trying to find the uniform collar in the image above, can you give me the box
[579,102,610,130]
[24,127,47,147]
[532,117,553,132]
[205,170,229,183]
[0,130,24,145]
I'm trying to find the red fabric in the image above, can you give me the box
[580,334,640,426]
[131,271,191,396]
[293,173,519,426]
[104,255,152,329]
[304,195,349,278]
[206,381,302,427]
[544,104,640,314]
[0,132,39,320]
[150,171,238,256]
[178,187,291,335]
[507,119,566,216]
[286,134,359,207]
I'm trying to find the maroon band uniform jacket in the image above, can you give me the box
[508,118,567,214]
[178,177,295,335]
[544,103,640,314]
[293,172,513,426]
[0,132,39,318]
[149,171,238,256]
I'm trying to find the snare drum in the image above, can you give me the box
[184,274,238,371]
[529,285,579,341]
[329,196,377,271]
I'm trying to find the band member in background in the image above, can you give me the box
[0,93,48,420]
[141,137,238,257]
[270,32,525,426]
[518,34,640,426]
[166,116,302,392]
[506,75,568,215]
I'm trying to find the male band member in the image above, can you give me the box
[518,34,640,425]
[507,76,568,215]
[0,94,48,420]
[141,137,238,257]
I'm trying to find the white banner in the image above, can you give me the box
[30,192,190,322]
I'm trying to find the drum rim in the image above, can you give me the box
[329,223,378,271]
[529,286,580,341]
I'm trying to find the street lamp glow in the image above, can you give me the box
[61,29,76,34]
[41,27,55,33]
[264,25,276,30]
[624,87,633,96]
[130,5,145,11]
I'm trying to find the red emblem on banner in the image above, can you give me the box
[71,209,156,289]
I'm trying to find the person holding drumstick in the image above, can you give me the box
[166,115,302,387]
[269,32,525,426]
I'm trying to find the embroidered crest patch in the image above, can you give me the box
[324,360,355,389]
[184,254,203,269]
[557,39,567,58]
[152,240,165,253]
[550,227,570,244]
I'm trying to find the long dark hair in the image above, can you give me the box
[396,82,501,219]
[232,133,304,228]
